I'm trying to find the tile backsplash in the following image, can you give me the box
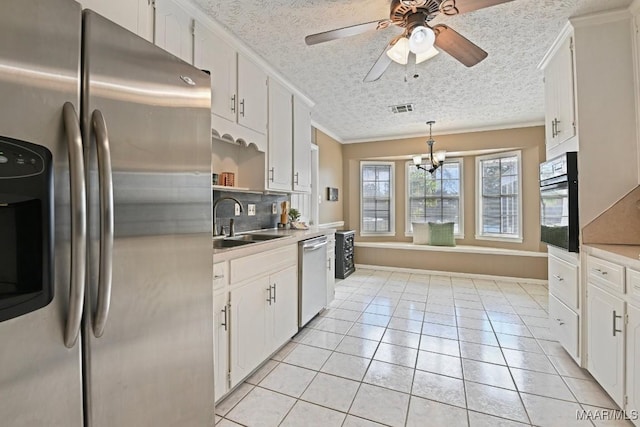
[213,190,289,234]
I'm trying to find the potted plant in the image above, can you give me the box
[288,208,301,224]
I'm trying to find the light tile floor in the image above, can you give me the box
[215,268,634,427]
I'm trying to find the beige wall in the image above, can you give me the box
[342,126,547,253]
[316,129,344,224]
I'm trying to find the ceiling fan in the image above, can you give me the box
[305,0,514,82]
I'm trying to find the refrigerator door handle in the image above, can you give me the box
[91,109,114,338]
[62,102,87,348]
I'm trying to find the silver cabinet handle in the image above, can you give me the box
[552,274,564,282]
[240,99,245,117]
[269,167,274,182]
[594,268,608,275]
[294,172,299,185]
[221,305,228,331]
[62,102,87,348]
[91,110,114,339]
[613,310,623,336]
[271,283,276,303]
[266,286,272,305]
[555,318,565,326]
[214,274,225,280]
[231,95,236,113]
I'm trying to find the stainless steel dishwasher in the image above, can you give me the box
[298,235,328,327]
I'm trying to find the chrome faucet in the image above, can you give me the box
[213,196,244,236]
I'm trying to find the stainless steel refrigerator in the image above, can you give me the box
[0,0,214,425]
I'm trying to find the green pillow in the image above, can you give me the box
[428,222,456,246]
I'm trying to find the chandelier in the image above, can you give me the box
[413,120,445,174]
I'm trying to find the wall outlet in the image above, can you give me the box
[248,204,256,216]
[271,203,277,214]
[234,203,241,216]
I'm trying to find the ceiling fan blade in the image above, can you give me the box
[305,19,389,45]
[363,41,394,83]
[440,0,514,16]
[433,24,487,67]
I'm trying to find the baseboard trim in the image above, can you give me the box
[354,264,548,285]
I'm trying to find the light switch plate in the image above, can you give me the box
[234,203,241,216]
[271,203,277,214]
[248,204,256,216]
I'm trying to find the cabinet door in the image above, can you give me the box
[213,291,229,402]
[327,247,335,305]
[587,283,625,406]
[154,0,193,64]
[230,276,269,387]
[80,0,152,40]
[543,61,558,149]
[267,78,293,191]
[293,97,312,192]
[553,35,576,146]
[269,265,298,353]
[237,54,267,135]
[193,22,237,123]
[627,303,640,424]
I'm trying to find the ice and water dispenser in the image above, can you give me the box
[0,136,53,321]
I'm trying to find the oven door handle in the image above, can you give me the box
[91,110,114,338]
[62,102,87,348]
[540,182,567,191]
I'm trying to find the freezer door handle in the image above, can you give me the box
[62,102,87,348]
[91,109,114,338]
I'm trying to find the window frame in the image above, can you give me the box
[360,161,396,237]
[404,158,464,239]
[475,150,523,243]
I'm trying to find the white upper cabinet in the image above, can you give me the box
[154,0,193,64]
[80,0,153,41]
[237,54,268,135]
[542,31,576,153]
[267,78,293,191]
[293,97,312,193]
[193,22,236,123]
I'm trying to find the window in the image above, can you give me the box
[360,161,394,235]
[406,159,463,237]
[476,151,522,241]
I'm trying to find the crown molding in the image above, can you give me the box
[570,7,631,28]
[311,120,344,144]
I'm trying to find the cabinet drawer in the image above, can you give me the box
[230,244,297,284]
[627,268,640,303]
[549,293,579,360]
[213,262,228,291]
[587,255,624,294]
[548,255,579,309]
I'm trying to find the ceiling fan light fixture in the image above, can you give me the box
[415,46,439,64]
[386,37,410,64]
[409,26,435,54]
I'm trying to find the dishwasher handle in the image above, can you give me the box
[302,236,328,251]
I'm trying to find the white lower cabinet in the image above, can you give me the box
[268,266,298,354]
[326,234,335,305]
[213,290,229,402]
[549,293,579,359]
[627,303,640,425]
[229,275,270,387]
[227,244,299,389]
[587,282,625,406]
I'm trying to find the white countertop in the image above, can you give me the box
[212,227,336,262]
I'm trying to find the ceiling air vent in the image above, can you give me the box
[391,103,414,114]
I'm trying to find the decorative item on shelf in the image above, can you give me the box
[327,187,339,201]
[220,172,235,187]
[413,120,445,174]
[288,208,308,229]
[211,173,219,185]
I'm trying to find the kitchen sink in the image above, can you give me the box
[212,239,256,249]
[234,233,286,241]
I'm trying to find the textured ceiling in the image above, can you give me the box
[190,0,632,142]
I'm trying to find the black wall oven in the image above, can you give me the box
[540,152,579,252]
